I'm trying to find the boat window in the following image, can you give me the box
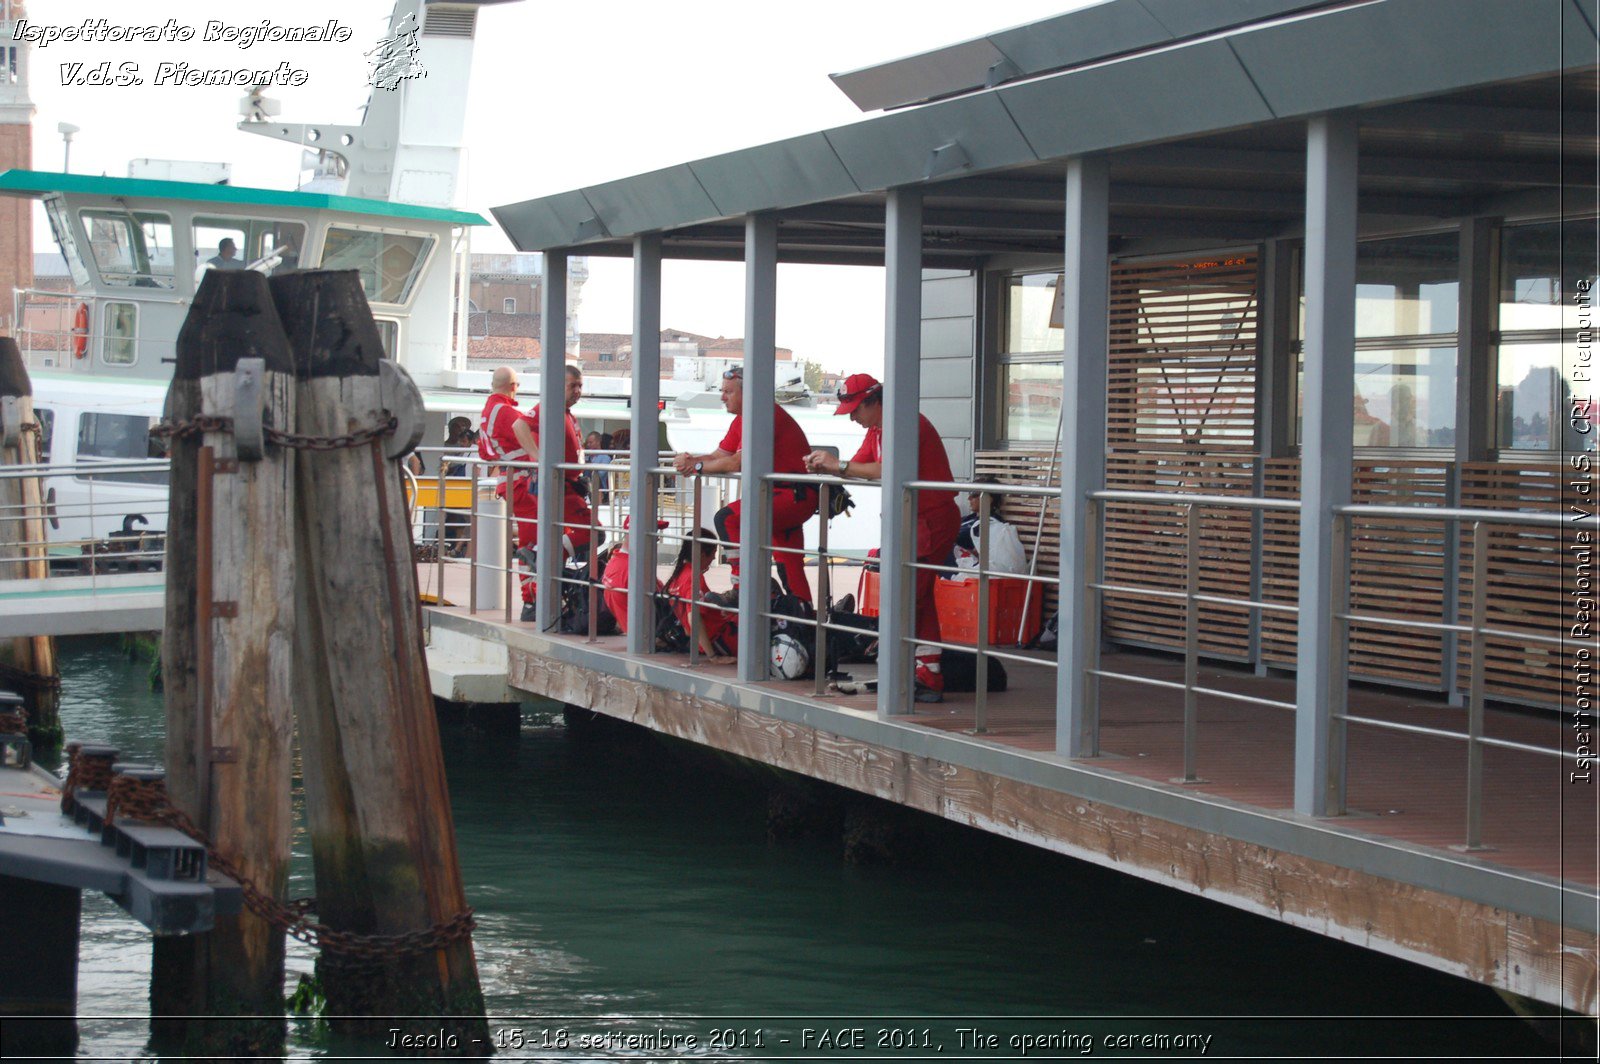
[45,198,92,288]
[101,302,137,366]
[318,227,434,304]
[79,209,176,290]
[76,412,167,485]
[373,318,399,359]
[192,217,306,279]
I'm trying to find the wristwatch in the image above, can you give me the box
[694,460,704,474]
[840,460,850,477]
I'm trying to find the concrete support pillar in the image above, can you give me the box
[628,235,663,654]
[878,189,923,717]
[1294,113,1358,817]
[736,215,777,679]
[536,250,568,632]
[1055,156,1110,757]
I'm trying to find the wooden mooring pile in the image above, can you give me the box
[93,269,481,1056]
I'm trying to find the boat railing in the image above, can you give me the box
[11,288,178,372]
[0,458,172,594]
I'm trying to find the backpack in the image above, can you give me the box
[940,649,1009,693]
[558,560,620,636]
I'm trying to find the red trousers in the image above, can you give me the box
[716,487,820,602]
[506,475,592,603]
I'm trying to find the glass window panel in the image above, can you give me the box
[1499,217,1598,329]
[35,407,53,461]
[76,412,165,484]
[80,210,175,289]
[1355,232,1458,337]
[1001,362,1063,442]
[1353,347,1457,448]
[319,227,434,304]
[101,302,137,366]
[1496,341,1589,451]
[1005,273,1064,354]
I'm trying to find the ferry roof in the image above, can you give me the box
[0,170,489,228]
[492,0,1598,264]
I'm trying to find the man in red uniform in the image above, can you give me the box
[671,366,819,604]
[478,365,538,594]
[509,363,592,622]
[804,373,960,702]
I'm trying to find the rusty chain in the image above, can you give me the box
[0,659,63,691]
[150,414,398,451]
[98,769,476,960]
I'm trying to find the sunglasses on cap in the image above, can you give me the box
[721,366,743,380]
[836,382,879,403]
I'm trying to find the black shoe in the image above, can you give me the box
[520,602,535,622]
[834,593,855,615]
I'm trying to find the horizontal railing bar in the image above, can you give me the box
[1336,711,1582,761]
[1337,503,1597,529]
[1190,685,1297,712]
[1086,668,1187,693]
[904,479,1059,498]
[897,636,1059,670]
[1090,489,1301,511]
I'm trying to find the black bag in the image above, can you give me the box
[653,592,691,653]
[824,609,880,665]
[940,649,1009,693]
[826,485,855,520]
[558,561,619,636]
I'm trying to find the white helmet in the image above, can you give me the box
[770,632,811,681]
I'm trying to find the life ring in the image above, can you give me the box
[71,302,89,360]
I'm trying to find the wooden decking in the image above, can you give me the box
[418,557,1595,891]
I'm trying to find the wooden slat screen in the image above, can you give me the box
[1101,255,1260,657]
[973,450,1062,615]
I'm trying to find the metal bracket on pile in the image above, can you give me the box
[379,358,426,461]
[0,395,18,449]
[233,358,265,462]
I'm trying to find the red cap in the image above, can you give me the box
[834,373,881,416]
[622,516,669,531]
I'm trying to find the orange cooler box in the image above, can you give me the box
[858,570,1042,645]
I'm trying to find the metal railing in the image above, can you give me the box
[1085,491,1302,779]
[1329,503,1595,850]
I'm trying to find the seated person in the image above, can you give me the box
[602,514,667,632]
[665,528,735,661]
[952,477,1028,577]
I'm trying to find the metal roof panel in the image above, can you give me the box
[690,133,862,217]
[823,93,1037,192]
[829,38,1010,114]
[1230,0,1593,120]
[491,190,600,251]
[998,38,1276,158]
[582,164,721,237]
[987,1,1174,75]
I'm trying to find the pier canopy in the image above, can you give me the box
[493,0,1596,264]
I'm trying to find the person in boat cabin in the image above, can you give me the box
[509,363,593,622]
[803,373,961,703]
[601,514,669,633]
[665,528,736,662]
[207,237,245,271]
[671,365,819,606]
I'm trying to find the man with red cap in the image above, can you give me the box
[804,373,960,702]
[508,363,592,622]
[672,365,819,604]
[602,514,668,633]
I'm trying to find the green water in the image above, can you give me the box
[43,637,1553,1060]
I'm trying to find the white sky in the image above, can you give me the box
[24,0,1085,372]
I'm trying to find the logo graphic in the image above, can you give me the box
[365,12,426,90]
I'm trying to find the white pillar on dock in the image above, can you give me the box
[1056,156,1110,757]
[537,250,569,632]
[737,215,778,679]
[1294,112,1358,817]
[628,234,663,654]
[878,188,922,716]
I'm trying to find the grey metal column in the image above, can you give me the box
[878,188,923,717]
[535,249,568,632]
[736,214,777,679]
[1056,155,1110,757]
[1445,217,1497,701]
[1294,113,1358,817]
[628,234,663,654]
